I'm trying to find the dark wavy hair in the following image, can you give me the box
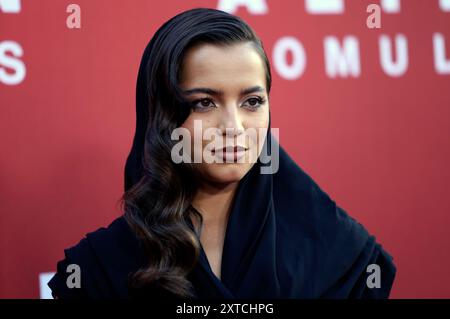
[119,7,272,298]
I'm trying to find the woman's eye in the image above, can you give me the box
[191,98,216,112]
[242,97,266,110]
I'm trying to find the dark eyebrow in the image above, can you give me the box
[183,85,265,97]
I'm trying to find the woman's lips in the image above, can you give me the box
[212,146,248,162]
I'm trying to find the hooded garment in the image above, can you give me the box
[47,38,397,300]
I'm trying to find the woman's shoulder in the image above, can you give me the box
[274,145,397,297]
[47,215,145,299]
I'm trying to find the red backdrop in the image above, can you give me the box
[1,0,449,298]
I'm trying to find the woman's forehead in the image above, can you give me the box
[180,42,267,92]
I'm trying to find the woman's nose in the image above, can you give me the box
[218,105,245,137]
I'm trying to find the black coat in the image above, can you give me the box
[47,142,396,299]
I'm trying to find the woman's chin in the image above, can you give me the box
[202,162,254,184]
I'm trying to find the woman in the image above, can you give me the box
[48,7,396,299]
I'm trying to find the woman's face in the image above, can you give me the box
[179,41,270,185]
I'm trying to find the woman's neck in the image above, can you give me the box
[191,181,239,225]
